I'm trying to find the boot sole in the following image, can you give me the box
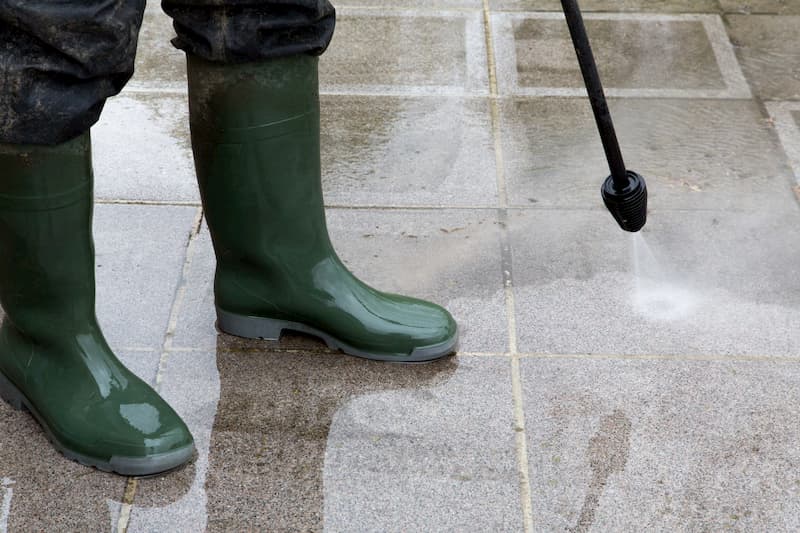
[216,308,458,363]
[0,370,194,476]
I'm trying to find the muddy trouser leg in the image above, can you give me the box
[161,0,336,63]
[0,1,146,145]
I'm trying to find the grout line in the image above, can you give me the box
[156,206,205,387]
[96,199,201,207]
[484,1,533,531]
[481,0,509,209]
[159,346,800,363]
[93,200,772,214]
[115,478,138,533]
[114,206,204,533]
[122,84,762,100]
[511,356,534,533]
[518,352,800,363]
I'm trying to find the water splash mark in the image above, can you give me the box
[1,478,14,533]
[569,410,632,533]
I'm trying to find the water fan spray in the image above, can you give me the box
[560,0,648,232]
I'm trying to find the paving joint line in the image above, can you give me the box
[96,199,202,207]
[115,206,204,533]
[115,477,138,533]
[94,202,773,214]
[518,352,800,363]
[483,2,534,530]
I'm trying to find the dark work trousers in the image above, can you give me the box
[0,1,335,145]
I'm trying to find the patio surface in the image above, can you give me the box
[2,0,800,531]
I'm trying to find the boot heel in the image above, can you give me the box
[216,308,285,341]
[0,371,26,411]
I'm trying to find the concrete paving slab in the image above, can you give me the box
[93,93,197,203]
[0,399,126,532]
[521,357,800,531]
[117,349,161,389]
[126,350,217,533]
[492,12,750,98]
[321,8,488,95]
[321,95,497,207]
[500,98,795,211]
[720,0,800,14]
[491,0,721,12]
[172,209,507,354]
[323,356,520,531]
[765,101,800,184]
[130,352,520,531]
[94,204,199,350]
[726,15,800,100]
[128,4,186,91]
[503,15,724,90]
[509,208,800,356]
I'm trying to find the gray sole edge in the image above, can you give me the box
[0,370,194,476]
[216,308,458,363]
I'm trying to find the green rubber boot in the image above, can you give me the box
[0,133,195,475]
[187,55,458,362]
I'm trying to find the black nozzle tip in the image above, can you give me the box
[601,171,648,232]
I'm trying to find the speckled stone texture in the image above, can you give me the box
[522,358,800,531]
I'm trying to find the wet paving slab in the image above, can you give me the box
[500,15,727,92]
[128,2,186,91]
[93,94,196,203]
[491,0,722,12]
[129,352,521,531]
[0,399,127,532]
[321,95,497,207]
[725,14,800,100]
[500,98,795,211]
[171,209,509,354]
[509,208,800,357]
[720,0,800,14]
[522,358,800,530]
[492,11,750,99]
[320,8,487,96]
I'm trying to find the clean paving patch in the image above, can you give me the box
[509,208,800,357]
[521,358,800,531]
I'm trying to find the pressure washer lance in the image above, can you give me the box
[560,0,648,232]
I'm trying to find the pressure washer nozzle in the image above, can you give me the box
[601,171,648,232]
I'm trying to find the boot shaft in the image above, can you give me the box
[0,133,99,335]
[187,54,335,273]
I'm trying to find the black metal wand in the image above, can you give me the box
[560,0,648,232]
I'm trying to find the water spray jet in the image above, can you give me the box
[560,0,648,232]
